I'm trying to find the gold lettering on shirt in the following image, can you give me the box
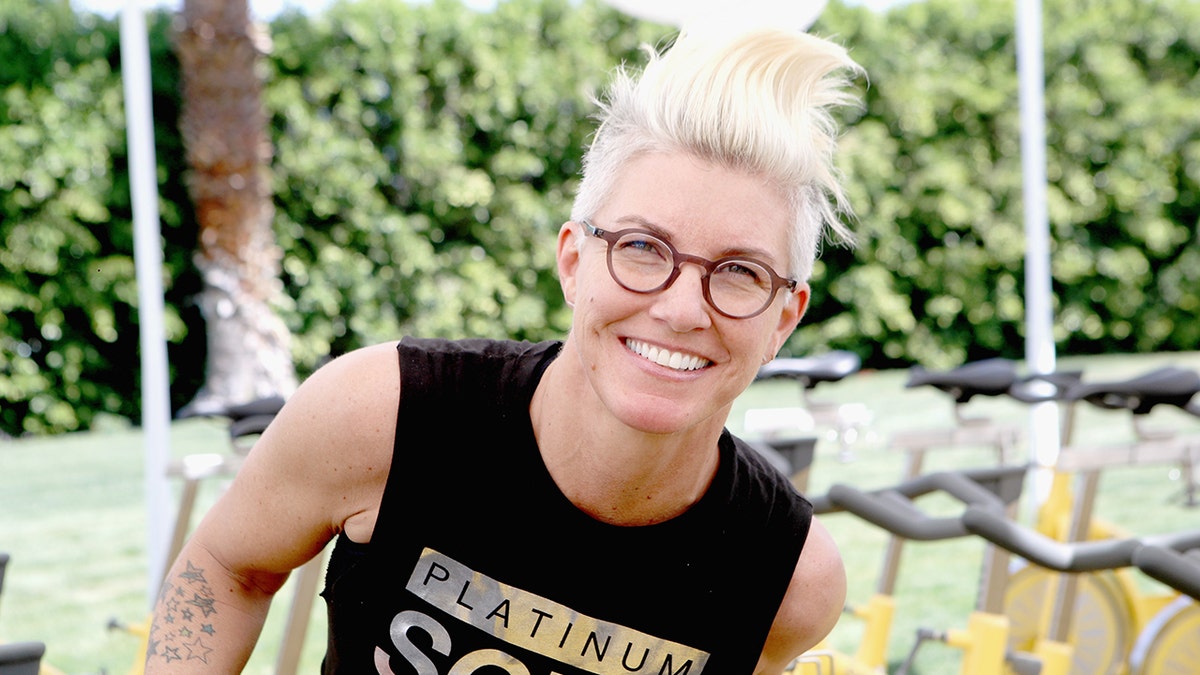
[405,547,709,674]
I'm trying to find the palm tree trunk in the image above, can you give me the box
[174,0,296,416]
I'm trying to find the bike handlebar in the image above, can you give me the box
[812,466,1200,597]
[828,485,970,541]
[962,505,1142,572]
[1131,535,1200,600]
[964,505,1200,594]
[812,467,1022,541]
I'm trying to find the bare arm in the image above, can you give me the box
[755,517,847,675]
[144,342,400,672]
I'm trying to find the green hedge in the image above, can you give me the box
[809,0,1200,367]
[1,0,1197,436]
[1,1,199,435]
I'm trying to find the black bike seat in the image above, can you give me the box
[223,395,286,422]
[905,358,1018,403]
[224,396,285,439]
[756,351,862,388]
[229,413,277,439]
[1065,366,1200,415]
[1006,370,1085,403]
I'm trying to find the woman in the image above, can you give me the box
[145,25,862,674]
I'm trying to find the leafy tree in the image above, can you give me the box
[1,1,135,434]
[264,0,665,368]
[2,0,1199,436]
[805,0,1200,368]
[0,1,207,435]
[1039,0,1200,355]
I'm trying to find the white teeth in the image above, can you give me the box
[626,339,710,371]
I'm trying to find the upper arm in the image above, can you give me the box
[182,341,401,588]
[756,517,847,674]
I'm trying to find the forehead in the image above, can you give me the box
[599,152,791,261]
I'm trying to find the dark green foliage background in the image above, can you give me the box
[1,0,1197,435]
[811,0,1200,368]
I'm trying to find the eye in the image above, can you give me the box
[719,261,765,280]
[615,235,669,260]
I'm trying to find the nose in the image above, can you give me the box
[647,263,713,332]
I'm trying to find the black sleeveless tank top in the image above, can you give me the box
[319,337,812,674]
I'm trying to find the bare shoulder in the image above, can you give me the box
[756,517,847,674]
[197,341,403,563]
[281,341,403,444]
[260,341,401,479]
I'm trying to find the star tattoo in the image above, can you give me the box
[183,637,213,663]
[180,561,208,584]
[187,593,218,618]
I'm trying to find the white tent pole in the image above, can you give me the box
[1016,0,1060,494]
[120,0,173,604]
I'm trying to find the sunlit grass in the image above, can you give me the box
[0,419,329,674]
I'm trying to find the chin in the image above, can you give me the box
[613,396,719,437]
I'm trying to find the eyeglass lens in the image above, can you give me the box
[607,231,777,318]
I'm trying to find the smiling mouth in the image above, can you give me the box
[625,339,711,372]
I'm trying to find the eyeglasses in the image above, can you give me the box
[582,220,797,319]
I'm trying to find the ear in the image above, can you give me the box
[556,221,582,307]
[765,284,809,362]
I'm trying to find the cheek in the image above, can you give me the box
[737,324,781,361]
[571,289,609,335]
[576,274,626,315]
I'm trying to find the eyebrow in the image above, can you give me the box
[610,214,783,265]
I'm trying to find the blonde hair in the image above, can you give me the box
[571,28,863,283]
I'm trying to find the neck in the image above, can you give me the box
[529,353,724,526]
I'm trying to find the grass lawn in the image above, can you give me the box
[0,417,330,674]
[2,350,1198,673]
